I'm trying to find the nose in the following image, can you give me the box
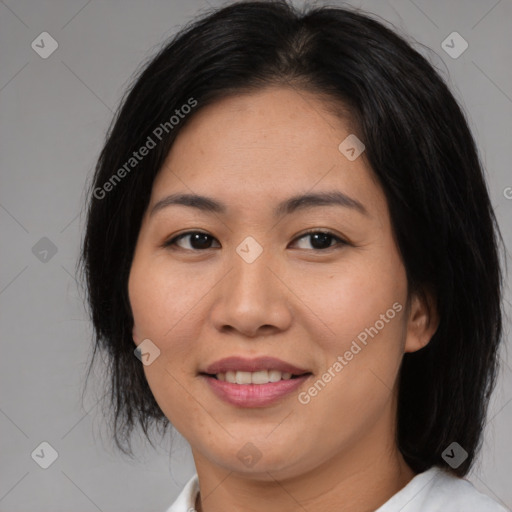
[209,245,293,338]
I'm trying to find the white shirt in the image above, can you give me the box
[165,466,510,512]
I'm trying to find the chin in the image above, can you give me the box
[205,442,304,479]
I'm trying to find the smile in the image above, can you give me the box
[199,355,313,407]
[213,369,296,384]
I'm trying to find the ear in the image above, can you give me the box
[404,286,439,353]
[132,324,139,344]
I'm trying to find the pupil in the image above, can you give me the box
[192,233,211,249]
[311,233,332,249]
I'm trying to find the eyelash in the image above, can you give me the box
[162,229,349,252]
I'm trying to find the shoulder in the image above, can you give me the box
[376,467,510,512]
[165,469,510,512]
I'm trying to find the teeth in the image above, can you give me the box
[219,370,294,384]
[253,370,272,384]
[269,370,283,382]
[236,371,252,385]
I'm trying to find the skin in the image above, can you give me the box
[128,85,439,512]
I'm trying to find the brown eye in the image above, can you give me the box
[164,232,220,251]
[291,230,347,251]
[163,229,348,252]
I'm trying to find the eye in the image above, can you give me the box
[163,231,220,251]
[290,230,348,251]
[163,229,347,252]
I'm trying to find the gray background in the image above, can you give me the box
[1,0,511,510]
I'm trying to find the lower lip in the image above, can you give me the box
[201,374,311,407]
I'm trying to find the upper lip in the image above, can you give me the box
[202,356,310,375]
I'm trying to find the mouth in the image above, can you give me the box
[201,355,311,377]
[200,369,311,384]
[198,356,313,407]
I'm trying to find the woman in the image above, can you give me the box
[79,1,510,510]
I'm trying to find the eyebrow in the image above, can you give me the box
[150,191,369,218]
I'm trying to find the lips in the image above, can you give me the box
[199,356,312,407]
[203,373,311,407]
[202,356,310,376]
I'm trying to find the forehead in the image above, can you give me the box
[150,86,386,219]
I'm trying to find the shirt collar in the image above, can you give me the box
[165,473,199,512]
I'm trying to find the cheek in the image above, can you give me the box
[297,299,406,448]
[128,255,209,381]
[129,256,199,341]
[300,250,407,408]
[301,254,406,349]
[128,258,202,413]
[129,259,202,427]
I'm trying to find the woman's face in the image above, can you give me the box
[128,86,436,481]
